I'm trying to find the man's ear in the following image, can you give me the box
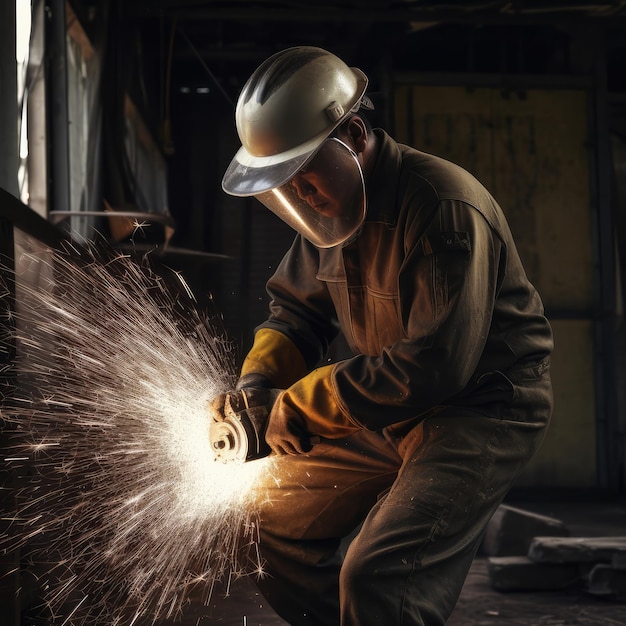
[340,116,368,154]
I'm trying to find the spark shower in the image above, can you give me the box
[1,240,270,625]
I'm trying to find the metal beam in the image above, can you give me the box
[588,27,622,493]
[122,2,626,25]
[0,0,18,197]
[49,0,71,216]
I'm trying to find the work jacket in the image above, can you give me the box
[259,129,554,432]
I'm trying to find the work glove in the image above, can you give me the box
[239,328,308,389]
[208,382,281,426]
[265,364,361,455]
[207,326,306,458]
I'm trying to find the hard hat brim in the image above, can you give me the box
[222,70,368,197]
[222,127,328,196]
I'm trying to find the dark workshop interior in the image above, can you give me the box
[1,1,626,624]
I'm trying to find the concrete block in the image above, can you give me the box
[488,556,581,591]
[587,563,626,601]
[481,504,570,557]
[529,536,626,564]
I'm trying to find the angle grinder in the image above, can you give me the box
[208,388,275,463]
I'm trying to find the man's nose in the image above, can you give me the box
[290,174,316,200]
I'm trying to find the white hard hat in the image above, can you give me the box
[222,46,372,196]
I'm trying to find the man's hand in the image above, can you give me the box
[208,390,242,422]
[263,364,361,456]
[209,386,281,424]
[264,392,313,455]
[209,371,278,423]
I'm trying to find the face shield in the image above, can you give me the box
[224,137,366,248]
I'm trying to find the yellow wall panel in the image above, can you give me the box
[490,89,593,312]
[395,85,496,189]
[394,85,594,312]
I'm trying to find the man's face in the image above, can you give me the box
[288,138,362,219]
[253,134,366,248]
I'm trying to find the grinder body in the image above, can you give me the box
[209,388,274,463]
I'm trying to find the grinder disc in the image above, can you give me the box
[209,417,249,463]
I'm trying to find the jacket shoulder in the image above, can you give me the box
[397,143,504,230]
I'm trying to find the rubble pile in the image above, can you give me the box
[482,505,626,601]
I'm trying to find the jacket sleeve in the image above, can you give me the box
[332,199,505,430]
[245,235,341,382]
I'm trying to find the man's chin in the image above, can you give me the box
[313,203,341,218]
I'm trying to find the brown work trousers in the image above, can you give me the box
[251,364,552,625]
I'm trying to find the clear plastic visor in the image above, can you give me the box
[254,138,366,248]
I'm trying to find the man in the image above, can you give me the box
[218,46,553,625]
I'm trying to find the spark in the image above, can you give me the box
[0,242,273,625]
[131,220,151,240]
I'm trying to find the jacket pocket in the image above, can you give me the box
[366,287,404,354]
[450,370,515,416]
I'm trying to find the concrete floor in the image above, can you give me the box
[17,498,625,625]
[159,498,626,626]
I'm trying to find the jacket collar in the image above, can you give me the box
[364,129,402,227]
